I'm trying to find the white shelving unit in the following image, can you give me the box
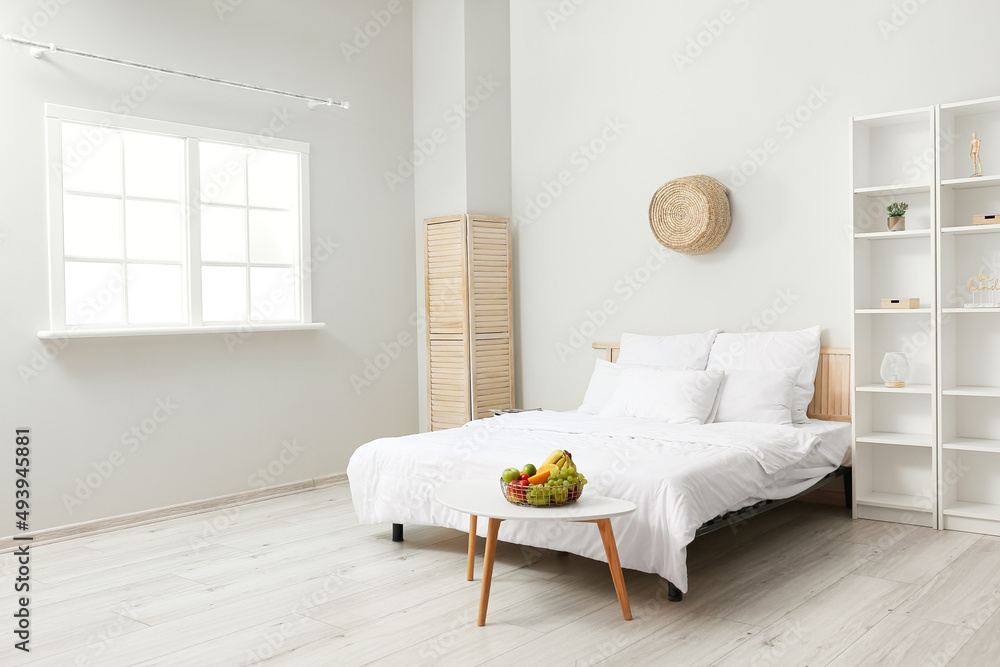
[852,96,1000,536]
[850,106,938,528]
[937,97,1000,536]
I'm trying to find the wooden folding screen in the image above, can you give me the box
[424,215,513,430]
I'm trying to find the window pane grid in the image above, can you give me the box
[66,257,184,266]
[53,113,307,332]
[199,201,295,213]
[201,262,295,268]
[63,189,182,205]
[118,131,129,325]
[199,142,300,325]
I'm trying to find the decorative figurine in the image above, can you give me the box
[880,352,910,388]
[966,269,1000,308]
[970,132,984,177]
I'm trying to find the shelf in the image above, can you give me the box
[856,432,933,448]
[943,438,1000,453]
[853,107,932,127]
[941,224,1000,236]
[943,501,1000,521]
[942,386,1000,398]
[941,96,1000,115]
[943,308,1000,313]
[853,184,930,196]
[941,175,1000,190]
[854,229,931,240]
[857,491,931,512]
[855,308,931,315]
[856,383,932,395]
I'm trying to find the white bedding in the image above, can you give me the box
[347,411,850,593]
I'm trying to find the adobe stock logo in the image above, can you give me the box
[877,0,931,40]
[546,0,587,30]
[672,0,752,73]
[340,0,408,63]
[728,85,833,190]
[61,398,180,514]
[11,0,75,43]
[384,75,502,192]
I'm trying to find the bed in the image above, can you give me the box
[348,338,852,599]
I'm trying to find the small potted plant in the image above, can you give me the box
[887,202,908,231]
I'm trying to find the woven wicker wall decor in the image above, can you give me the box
[648,175,731,255]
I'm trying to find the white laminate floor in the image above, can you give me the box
[4,482,999,666]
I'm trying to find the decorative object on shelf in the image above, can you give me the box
[973,214,1000,226]
[965,269,1000,308]
[649,175,731,255]
[970,131,984,177]
[886,202,908,231]
[880,352,910,388]
[880,298,921,309]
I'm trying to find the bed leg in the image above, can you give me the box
[667,581,683,602]
[843,469,853,510]
[392,523,403,542]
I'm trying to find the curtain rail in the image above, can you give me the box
[2,34,349,110]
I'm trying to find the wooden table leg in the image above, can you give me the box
[595,518,632,621]
[467,514,478,581]
[478,517,503,626]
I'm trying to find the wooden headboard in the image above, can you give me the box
[591,343,851,423]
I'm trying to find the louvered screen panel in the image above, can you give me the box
[468,216,513,418]
[425,217,471,430]
[425,218,467,337]
[472,336,513,419]
[428,338,471,430]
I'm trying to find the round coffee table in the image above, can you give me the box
[435,480,637,626]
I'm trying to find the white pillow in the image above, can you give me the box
[579,359,679,415]
[712,368,799,424]
[579,360,623,415]
[707,326,821,424]
[598,367,724,424]
[617,330,720,370]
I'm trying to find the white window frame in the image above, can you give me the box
[40,104,323,339]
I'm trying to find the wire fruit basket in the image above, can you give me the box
[500,479,584,507]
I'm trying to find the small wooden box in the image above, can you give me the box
[881,298,921,309]
[973,214,1000,226]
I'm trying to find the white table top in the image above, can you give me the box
[435,480,636,521]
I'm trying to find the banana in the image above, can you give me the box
[542,449,564,466]
[562,451,577,472]
[554,456,567,469]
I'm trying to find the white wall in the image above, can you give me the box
[465,0,513,216]
[0,0,417,531]
[510,0,1000,411]
[412,0,512,430]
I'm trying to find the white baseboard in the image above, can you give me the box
[1,472,348,553]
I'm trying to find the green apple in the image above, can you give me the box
[501,467,520,483]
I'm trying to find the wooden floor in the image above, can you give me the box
[4,481,999,666]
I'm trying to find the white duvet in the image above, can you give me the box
[347,411,823,592]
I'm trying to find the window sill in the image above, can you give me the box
[37,323,326,339]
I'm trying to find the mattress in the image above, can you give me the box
[347,411,851,593]
[728,419,852,511]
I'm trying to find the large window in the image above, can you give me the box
[44,105,315,336]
